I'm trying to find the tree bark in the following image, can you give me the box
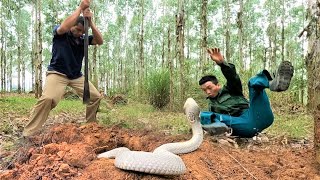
[225,0,231,62]
[167,27,174,111]
[305,0,320,164]
[200,0,208,75]
[92,45,98,88]
[0,19,5,92]
[176,0,186,103]
[18,42,21,94]
[281,0,285,62]
[35,0,43,98]
[237,0,244,72]
[138,0,145,97]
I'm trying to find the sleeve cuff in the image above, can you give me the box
[218,60,230,67]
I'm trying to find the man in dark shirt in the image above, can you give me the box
[199,48,293,138]
[23,0,104,137]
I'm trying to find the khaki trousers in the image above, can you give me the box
[23,72,102,136]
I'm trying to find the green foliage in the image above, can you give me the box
[51,99,85,115]
[100,101,189,135]
[0,120,13,134]
[100,102,155,129]
[266,114,313,139]
[145,69,170,109]
[0,94,314,140]
[2,141,15,151]
[0,95,85,116]
[0,96,37,115]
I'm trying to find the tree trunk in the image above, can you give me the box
[237,0,244,72]
[31,5,36,92]
[0,20,5,92]
[281,0,285,62]
[35,0,43,98]
[34,0,39,97]
[306,0,316,110]
[2,41,6,92]
[138,0,145,97]
[18,43,22,94]
[200,0,208,75]
[161,27,165,68]
[225,0,231,62]
[176,0,186,103]
[92,45,98,88]
[305,0,320,164]
[9,52,12,92]
[167,27,174,111]
[22,60,26,93]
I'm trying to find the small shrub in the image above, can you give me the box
[145,69,170,109]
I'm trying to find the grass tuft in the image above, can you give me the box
[265,114,313,139]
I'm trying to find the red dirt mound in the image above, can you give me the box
[0,123,319,180]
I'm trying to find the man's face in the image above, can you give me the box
[70,23,85,38]
[200,81,221,98]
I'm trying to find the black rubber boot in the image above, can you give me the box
[269,61,294,92]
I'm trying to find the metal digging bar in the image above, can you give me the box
[83,17,90,104]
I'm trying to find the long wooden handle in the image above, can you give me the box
[83,17,90,104]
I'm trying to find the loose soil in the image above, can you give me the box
[0,122,319,180]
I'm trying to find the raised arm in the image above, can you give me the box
[56,0,90,35]
[207,48,243,95]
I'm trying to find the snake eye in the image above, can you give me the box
[187,112,196,123]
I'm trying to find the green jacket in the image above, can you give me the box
[208,62,249,116]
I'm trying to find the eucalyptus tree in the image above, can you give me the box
[137,0,145,96]
[0,0,29,93]
[0,0,13,92]
[176,0,186,103]
[303,0,320,165]
[242,0,265,74]
[224,0,231,63]
[264,0,282,70]
[15,8,31,93]
[290,4,307,104]
[0,2,6,92]
[6,35,14,91]
[200,0,208,76]
[284,1,306,103]
[34,0,43,98]
[237,0,244,72]
[42,0,63,71]
[158,0,176,109]
[89,0,105,89]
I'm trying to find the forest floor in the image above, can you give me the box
[0,94,319,180]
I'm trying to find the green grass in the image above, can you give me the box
[0,95,85,116]
[265,113,313,139]
[98,102,190,135]
[0,96,37,115]
[0,94,314,139]
[51,99,85,114]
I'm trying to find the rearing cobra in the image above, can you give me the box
[97,98,203,175]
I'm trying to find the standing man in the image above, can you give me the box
[199,48,294,138]
[23,0,104,137]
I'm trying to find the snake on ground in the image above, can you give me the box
[97,98,203,175]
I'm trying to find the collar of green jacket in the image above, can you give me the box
[207,85,249,117]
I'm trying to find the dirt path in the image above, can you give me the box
[0,123,318,180]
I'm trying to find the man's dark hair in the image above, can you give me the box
[76,16,84,26]
[199,75,219,85]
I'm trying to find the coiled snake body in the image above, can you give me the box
[97,98,203,175]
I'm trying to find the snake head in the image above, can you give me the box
[183,98,200,123]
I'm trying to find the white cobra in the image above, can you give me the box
[97,98,203,175]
